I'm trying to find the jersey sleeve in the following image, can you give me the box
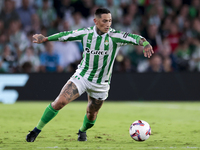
[110,31,143,46]
[48,28,87,42]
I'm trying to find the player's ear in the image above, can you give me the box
[93,18,97,25]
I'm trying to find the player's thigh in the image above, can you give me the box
[52,81,79,109]
[59,81,80,102]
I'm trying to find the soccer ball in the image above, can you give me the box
[129,120,151,141]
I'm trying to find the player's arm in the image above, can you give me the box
[112,32,154,58]
[123,33,154,58]
[33,29,86,44]
[138,38,154,58]
[33,34,48,44]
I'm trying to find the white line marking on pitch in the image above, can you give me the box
[4,147,200,149]
[128,102,200,111]
[35,147,200,149]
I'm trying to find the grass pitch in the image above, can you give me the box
[0,101,200,150]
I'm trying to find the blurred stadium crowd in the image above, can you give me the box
[1,0,200,73]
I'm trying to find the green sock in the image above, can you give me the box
[79,114,96,132]
[36,103,59,130]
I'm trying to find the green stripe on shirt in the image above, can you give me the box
[88,36,102,82]
[97,35,109,83]
[80,32,94,77]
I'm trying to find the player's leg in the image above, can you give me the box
[26,81,79,142]
[78,95,104,141]
[35,81,80,129]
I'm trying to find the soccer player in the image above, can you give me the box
[26,8,154,142]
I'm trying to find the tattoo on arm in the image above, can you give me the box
[144,44,152,49]
[38,35,44,43]
[89,97,103,112]
[37,35,48,43]
[139,38,146,46]
[61,82,79,102]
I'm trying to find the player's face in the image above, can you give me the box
[94,13,112,33]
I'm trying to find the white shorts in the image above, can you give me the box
[69,71,110,100]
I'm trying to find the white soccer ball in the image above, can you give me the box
[129,120,151,141]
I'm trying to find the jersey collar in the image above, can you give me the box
[93,25,110,38]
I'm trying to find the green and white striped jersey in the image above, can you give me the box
[48,25,143,84]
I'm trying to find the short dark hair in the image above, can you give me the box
[95,8,110,18]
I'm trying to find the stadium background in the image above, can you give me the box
[1,0,200,103]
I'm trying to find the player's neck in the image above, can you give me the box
[96,27,104,35]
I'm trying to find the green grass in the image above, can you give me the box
[0,101,200,150]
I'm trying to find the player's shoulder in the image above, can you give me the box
[73,26,95,34]
[86,26,94,31]
[109,28,129,38]
[71,27,92,34]
[72,28,86,33]
[109,27,116,33]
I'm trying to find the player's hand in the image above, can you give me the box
[33,34,48,44]
[143,44,154,58]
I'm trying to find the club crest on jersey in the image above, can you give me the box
[104,40,109,46]
[85,47,108,55]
